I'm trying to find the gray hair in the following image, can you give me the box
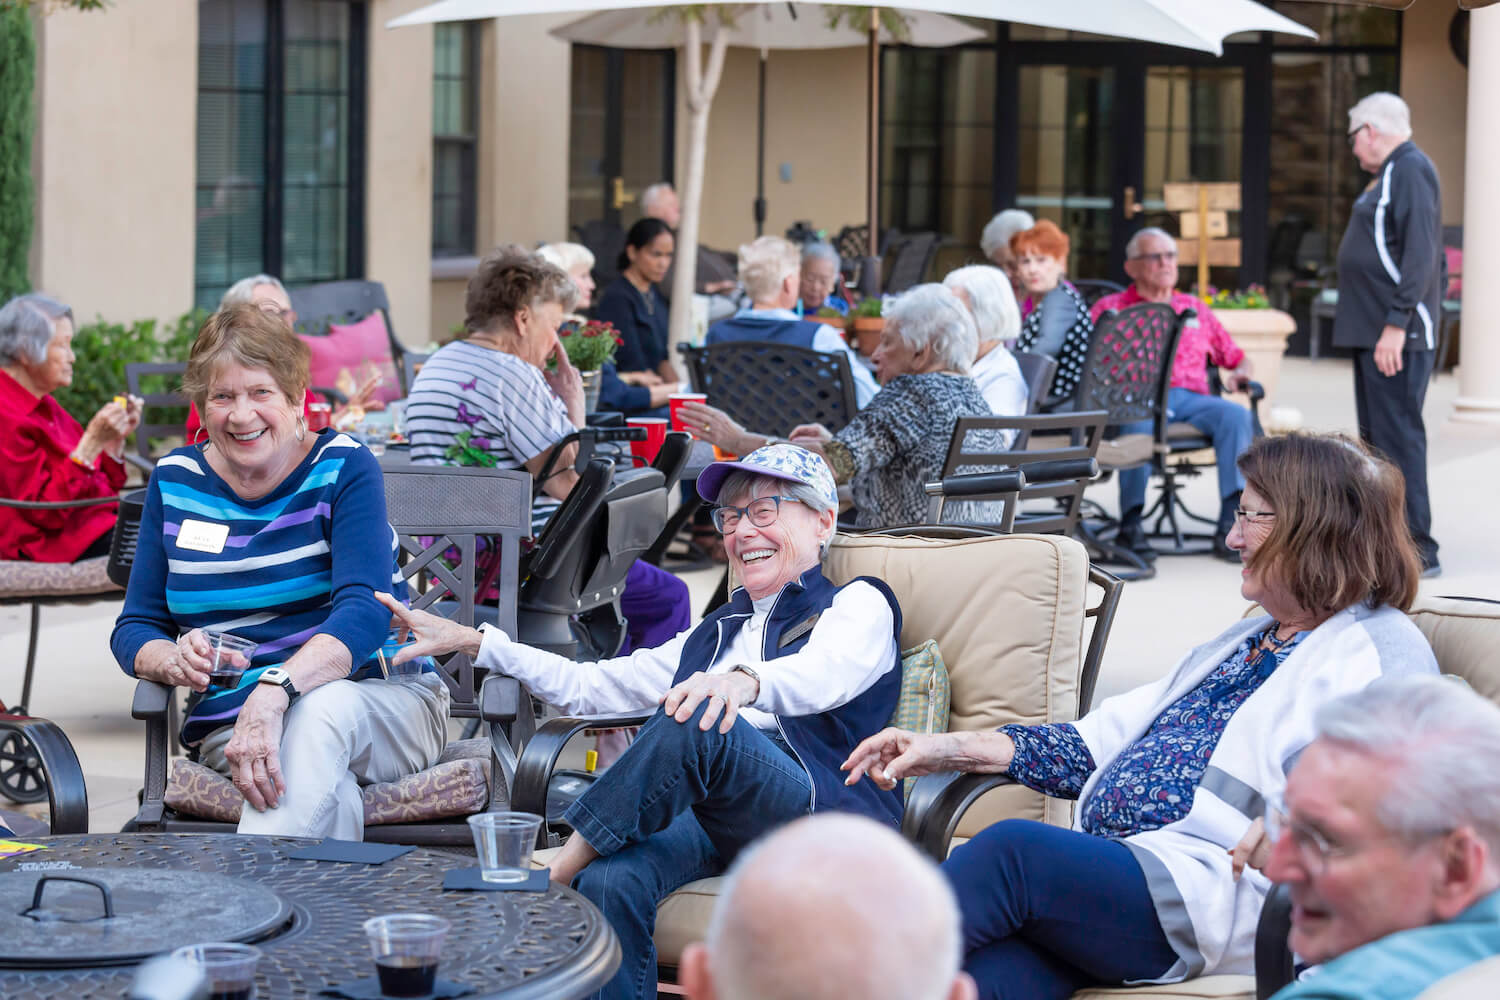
[801,241,841,270]
[0,293,73,367]
[737,236,801,303]
[885,283,979,374]
[943,264,1020,345]
[1313,676,1500,856]
[640,182,675,218]
[537,242,596,275]
[980,208,1035,260]
[705,814,964,1000]
[714,471,836,555]
[1349,92,1412,142]
[1126,226,1177,261]
[220,274,287,309]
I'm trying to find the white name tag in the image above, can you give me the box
[177,519,229,554]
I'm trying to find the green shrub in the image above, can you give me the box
[52,309,206,431]
[0,5,35,302]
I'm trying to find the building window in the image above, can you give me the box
[195,0,366,310]
[432,22,478,258]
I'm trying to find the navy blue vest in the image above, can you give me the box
[672,566,905,826]
[706,313,823,349]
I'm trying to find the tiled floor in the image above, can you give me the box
[2,357,1495,834]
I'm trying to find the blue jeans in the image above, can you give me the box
[944,819,1179,1000]
[564,703,814,1000]
[1118,387,1252,513]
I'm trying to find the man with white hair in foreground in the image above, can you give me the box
[1246,676,1500,999]
[681,813,976,1000]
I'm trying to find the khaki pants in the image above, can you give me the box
[199,673,449,840]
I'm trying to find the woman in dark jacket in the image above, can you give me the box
[594,217,680,386]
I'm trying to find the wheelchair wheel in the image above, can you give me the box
[0,730,49,804]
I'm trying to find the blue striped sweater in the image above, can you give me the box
[111,431,426,747]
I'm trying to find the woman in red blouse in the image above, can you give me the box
[0,294,141,562]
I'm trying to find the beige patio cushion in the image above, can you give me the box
[0,555,118,599]
[1413,955,1500,1000]
[1073,976,1255,999]
[1407,595,1500,704]
[1097,432,1155,471]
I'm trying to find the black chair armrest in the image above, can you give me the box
[123,453,155,475]
[0,716,89,834]
[511,711,655,835]
[1254,882,1295,1000]
[131,679,172,720]
[1245,379,1265,404]
[902,771,1019,863]
[0,494,121,511]
[130,680,173,830]
[312,385,349,406]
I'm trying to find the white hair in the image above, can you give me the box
[1313,675,1500,855]
[1125,226,1177,261]
[801,241,841,270]
[1348,92,1412,142]
[706,814,964,1000]
[537,241,596,275]
[980,208,1035,260]
[885,283,979,373]
[737,236,801,303]
[640,182,676,218]
[943,264,1020,345]
[0,293,72,367]
[220,274,287,309]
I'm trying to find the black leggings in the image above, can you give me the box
[75,530,112,562]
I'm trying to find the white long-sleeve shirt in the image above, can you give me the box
[475,580,897,729]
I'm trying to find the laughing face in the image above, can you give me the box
[722,478,834,601]
[202,362,306,487]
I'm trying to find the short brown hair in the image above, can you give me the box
[182,303,310,410]
[1009,220,1070,263]
[464,244,578,335]
[1238,432,1419,616]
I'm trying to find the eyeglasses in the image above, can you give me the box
[712,495,800,534]
[1132,251,1178,265]
[1234,506,1276,526]
[1265,793,1347,877]
[1348,123,1369,148]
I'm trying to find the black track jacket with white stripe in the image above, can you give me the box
[1333,140,1442,352]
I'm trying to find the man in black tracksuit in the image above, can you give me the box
[1334,92,1442,574]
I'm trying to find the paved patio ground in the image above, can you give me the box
[2,357,1495,834]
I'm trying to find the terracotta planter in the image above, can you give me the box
[1214,308,1294,411]
[851,316,884,356]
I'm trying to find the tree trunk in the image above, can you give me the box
[667,16,729,355]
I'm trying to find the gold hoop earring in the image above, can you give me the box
[295,416,307,442]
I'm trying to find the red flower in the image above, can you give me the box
[582,328,599,337]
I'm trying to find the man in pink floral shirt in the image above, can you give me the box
[1091,228,1255,560]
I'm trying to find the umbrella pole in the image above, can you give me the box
[755,49,767,236]
[866,11,880,292]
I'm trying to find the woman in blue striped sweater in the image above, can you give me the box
[111,304,448,840]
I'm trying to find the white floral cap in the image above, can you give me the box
[697,443,838,510]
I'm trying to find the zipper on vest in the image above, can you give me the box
[762,586,816,812]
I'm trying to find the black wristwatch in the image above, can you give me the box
[257,667,300,705]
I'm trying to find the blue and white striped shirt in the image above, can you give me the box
[111,431,422,747]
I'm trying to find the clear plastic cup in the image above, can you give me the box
[360,429,388,457]
[193,631,258,687]
[466,811,543,883]
[171,942,261,1000]
[363,913,450,998]
[376,628,421,682]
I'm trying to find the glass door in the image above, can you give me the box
[568,46,675,236]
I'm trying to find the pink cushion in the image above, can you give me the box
[300,311,402,404]
[1444,246,1463,299]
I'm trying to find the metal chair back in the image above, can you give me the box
[125,362,191,465]
[883,231,939,293]
[1012,351,1058,414]
[682,340,859,438]
[1073,302,1184,427]
[1069,278,1126,307]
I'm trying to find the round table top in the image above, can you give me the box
[0,833,618,1000]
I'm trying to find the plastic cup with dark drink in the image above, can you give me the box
[170,942,261,1000]
[190,631,258,687]
[363,914,450,997]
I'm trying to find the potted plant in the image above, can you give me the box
[848,297,884,356]
[1190,283,1294,409]
[557,316,622,413]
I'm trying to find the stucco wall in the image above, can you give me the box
[32,1,197,323]
[1402,4,1468,226]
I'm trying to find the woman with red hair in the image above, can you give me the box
[1012,221,1092,408]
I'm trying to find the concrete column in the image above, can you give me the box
[1452,6,1500,425]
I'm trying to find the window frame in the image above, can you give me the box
[431,20,480,259]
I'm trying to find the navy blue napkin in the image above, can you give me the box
[442,866,550,892]
[287,839,415,864]
[319,975,472,999]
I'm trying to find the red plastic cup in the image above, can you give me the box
[627,417,668,465]
[307,402,332,432]
[668,393,708,438]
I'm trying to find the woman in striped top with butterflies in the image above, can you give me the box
[111,304,449,841]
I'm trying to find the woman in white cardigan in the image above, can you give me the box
[844,432,1438,1000]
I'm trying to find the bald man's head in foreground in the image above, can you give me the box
[680,814,976,1000]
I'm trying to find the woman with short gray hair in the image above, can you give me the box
[980,208,1035,300]
[0,292,142,562]
[683,283,992,528]
[944,265,1027,422]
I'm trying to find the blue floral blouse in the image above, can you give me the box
[1003,630,1303,838]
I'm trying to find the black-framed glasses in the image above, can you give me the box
[1348,123,1369,148]
[712,496,800,534]
[1234,507,1276,526]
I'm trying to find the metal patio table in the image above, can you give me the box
[0,833,619,999]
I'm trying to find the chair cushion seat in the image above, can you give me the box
[1072,976,1255,999]
[1097,433,1154,470]
[1166,422,1213,452]
[162,738,492,825]
[0,556,119,600]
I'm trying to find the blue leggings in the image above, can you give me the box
[943,819,1179,1000]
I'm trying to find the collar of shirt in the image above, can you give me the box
[0,369,45,420]
[733,307,801,322]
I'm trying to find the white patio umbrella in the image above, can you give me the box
[388,0,1315,348]
[553,5,985,237]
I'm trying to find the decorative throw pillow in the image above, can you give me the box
[300,310,402,405]
[361,758,492,825]
[164,759,243,822]
[887,638,951,798]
